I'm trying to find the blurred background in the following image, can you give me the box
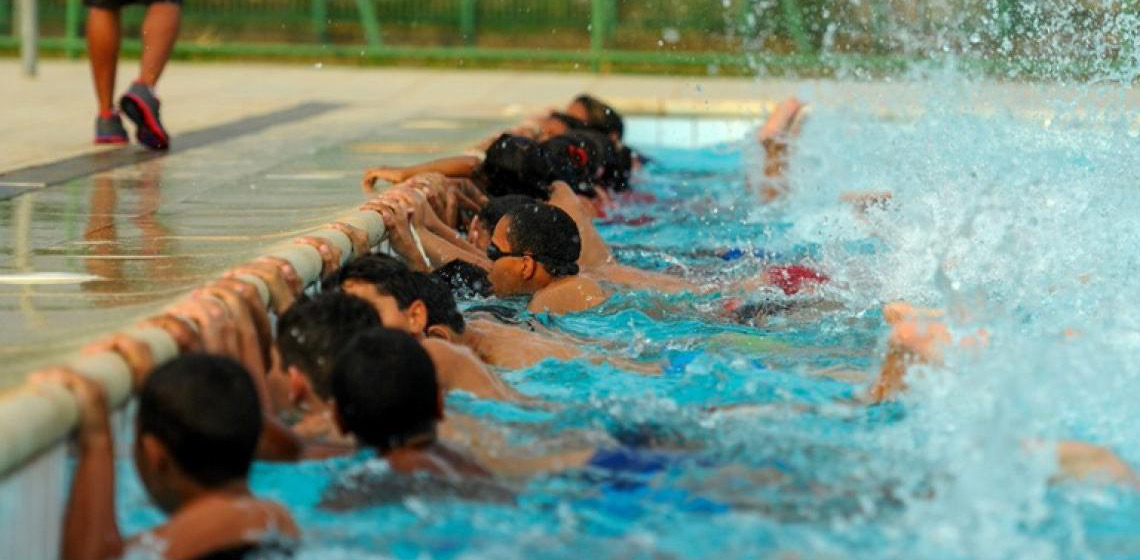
[3,0,1136,78]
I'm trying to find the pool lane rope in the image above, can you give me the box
[0,206,387,478]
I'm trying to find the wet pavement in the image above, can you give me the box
[1,60,797,387]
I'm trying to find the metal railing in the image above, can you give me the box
[3,0,887,76]
[2,2,1137,87]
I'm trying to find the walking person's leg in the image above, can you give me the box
[138,1,180,86]
[120,0,181,150]
[86,2,128,143]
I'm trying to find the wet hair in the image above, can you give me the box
[544,130,630,193]
[330,255,418,308]
[276,291,381,399]
[473,134,553,200]
[477,195,534,232]
[137,354,262,487]
[433,259,493,299]
[331,328,440,454]
[411,271,467,334]
[503,203,581,277]
[540,134,598,198]
[574,94,624,139]
[549,111,588,131]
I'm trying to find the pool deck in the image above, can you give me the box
[1,60,1138,384]
[0,60,807,385]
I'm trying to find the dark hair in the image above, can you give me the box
[138,354,262,487]
[574,94,624,139]
[276,292,381,399]
[433,259,493,299]
[539,134,598,198]
[331,328,440,454]
[330,255,418,308]
[411,271,467,334]
[473,134,552,200]
[504,203,581,277]
[477,195,534,232]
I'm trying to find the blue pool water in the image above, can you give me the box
[113,95,1140,559]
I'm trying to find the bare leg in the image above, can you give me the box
[137,2,181,87]
[86,7,121,114]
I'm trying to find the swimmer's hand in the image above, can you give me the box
[361,197,427,270]
[362,166,409,192]
[225,258,302,315]
[329,222,371,260]
[31,367,111,442]
[294,236,344,277]
[82,334,154,390]
[141,314,202,355]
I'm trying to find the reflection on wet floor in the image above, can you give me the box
[0,111,505,386]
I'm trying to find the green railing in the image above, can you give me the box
[1,0,1136,78]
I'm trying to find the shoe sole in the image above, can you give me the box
[121,93,170,150]
[95,135,129,144]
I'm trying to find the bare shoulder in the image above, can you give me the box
[152,496,299,560]
[530,277,609,314]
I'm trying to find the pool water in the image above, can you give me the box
[113,95,1140,559]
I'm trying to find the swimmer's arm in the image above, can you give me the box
[45,371,126,560]
[255,416,304,462]
[477,448,596,479]
[394,156,483,181]
[588,353,664,375]
[1053,440,1140,487]
[417,228,492,271]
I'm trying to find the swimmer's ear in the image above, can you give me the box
[286,366,311,405]
[425,324,457,343]
[520,256,538,280]
[139,433,172,476]
[331,403,348,436]
[407,300,429,336]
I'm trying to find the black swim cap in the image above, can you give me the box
[475,134,553,200]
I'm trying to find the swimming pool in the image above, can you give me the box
[106,98,1140,559]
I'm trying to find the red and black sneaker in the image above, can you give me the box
[94,111,129,144]
[119,81,170,150]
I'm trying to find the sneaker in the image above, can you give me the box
[94,112,129,144]
[119,81,170,150]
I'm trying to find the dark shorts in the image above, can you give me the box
[84,0,182,9]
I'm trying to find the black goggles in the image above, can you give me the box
[486,242,530,262]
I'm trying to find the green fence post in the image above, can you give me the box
[778,0,811,54]
[459,0,476,45]
[590,0,608,72]
[355,0,383,49]
[312,0,328,43]
[0,0,10,38]
[65,0,82,58]
[996,0,1015,47]
[869,0,888,52]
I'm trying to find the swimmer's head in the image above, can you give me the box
[413,271,467,340]
[326,253,408,287]
[473,134,552,201]
[569,94,624,142]
[276,291,380,401]
[433,259,493,299]
[471,195,533,251]
[540,111,587,140]
[336,264,429,338]
[540,134,599,198]
[331,328,442,455]
[135,354,262,514]
[488,203,581,297]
